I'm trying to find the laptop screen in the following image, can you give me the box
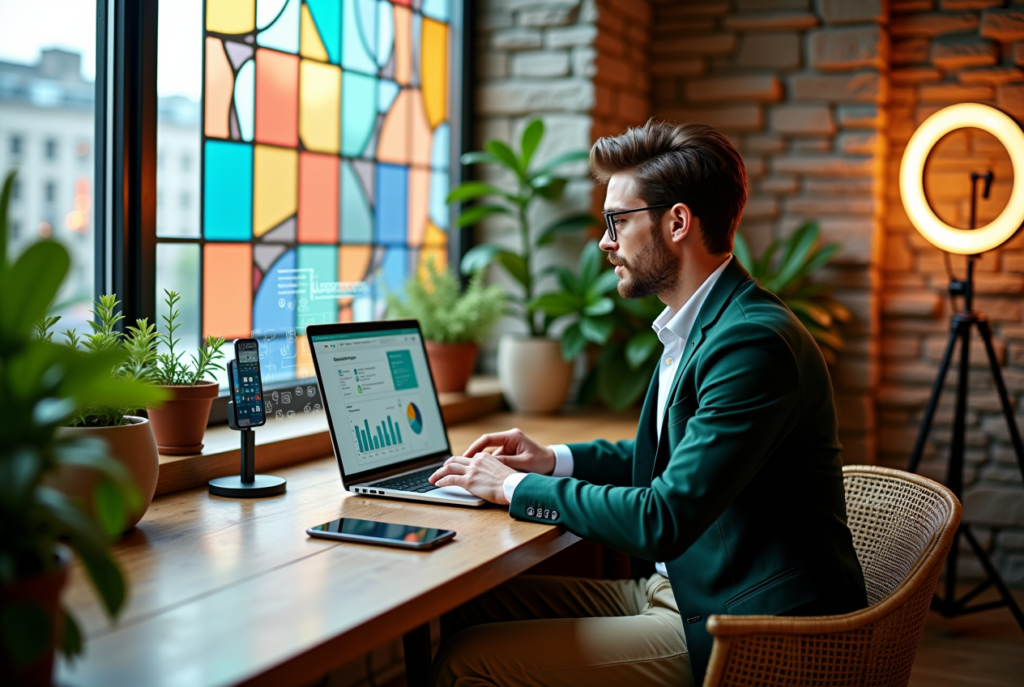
[309,326,450,479]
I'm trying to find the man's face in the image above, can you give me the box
[601,173,680,299]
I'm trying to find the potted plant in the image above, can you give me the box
[386,256,506,393]
[733,221,850,365]
[450,119,599,412]
[145,289,226,454]
[0,171,165,684]
[43,295,163,531]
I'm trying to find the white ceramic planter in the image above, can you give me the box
[497,335,573,414]
[53,416,160,532]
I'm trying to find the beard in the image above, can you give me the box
[612,225,680,299]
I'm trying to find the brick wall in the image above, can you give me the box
[648,0,890,467]
[882,0,1024,585]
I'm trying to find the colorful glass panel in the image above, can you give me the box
[170,0,452,387]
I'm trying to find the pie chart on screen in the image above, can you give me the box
[407,402,423,434]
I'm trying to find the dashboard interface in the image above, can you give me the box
[311,328,448,475]
[232,343,266,427]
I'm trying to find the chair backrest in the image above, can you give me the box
[843,466,955,604]
[703,466,961,687]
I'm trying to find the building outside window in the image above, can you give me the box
[0,0,97,333]
[10,178,20,202]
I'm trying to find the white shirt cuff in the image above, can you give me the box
[549,444,574,477]
[503,446,574,505]
[502,472,529,504]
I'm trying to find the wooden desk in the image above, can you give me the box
[57,410,639,687]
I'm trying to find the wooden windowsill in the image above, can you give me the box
[155,377,504,497]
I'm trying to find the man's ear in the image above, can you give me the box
[668,203,693,244]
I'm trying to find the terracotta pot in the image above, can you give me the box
[497,335,572,414]
[146,381,219,455]
[0,545,72,687]
[425,341,478,393]
[54,416,160,531]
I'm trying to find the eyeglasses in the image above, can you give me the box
[602,204,674,241]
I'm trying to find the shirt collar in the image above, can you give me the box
[651,256,733,344]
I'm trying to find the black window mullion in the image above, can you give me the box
[112,0,158,328]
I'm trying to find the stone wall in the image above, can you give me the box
[648,0,890,467]
[881,0,1024,585]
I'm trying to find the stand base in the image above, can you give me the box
[208,474,287,498]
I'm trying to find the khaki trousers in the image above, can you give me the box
[431,574,691,687]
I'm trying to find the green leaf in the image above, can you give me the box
[579,314,614,343]
[754,239,782,279]
[769,223,819,292]
[583,298,614,316]
[530,150,591,179]
[520,119,544,171]
[60,607,83,660]
[625,330,660,370]
[0,602,51,667]
[531,292,584,318]
[554,267,581,296]
[560,322,587,361]
[597,343,654,410]
[531,176,567,200]
[0,240,70,340]
[787,298,832,328]
[485,139,524,179]
[455,204,511,228]
[733,232,754,273]
[578,240,604,288]
[588,270,620,299]
[796,243,841,281]
[536,213,602,246]
[460,150,500,166]
[94,477,128,538]
[460,244,507,274]
[447,182,507,203]
[494,251,530,288]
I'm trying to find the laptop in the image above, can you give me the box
[306,320,486,507]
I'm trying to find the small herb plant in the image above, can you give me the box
[153,289,226,386]
[39,295,161,427]
[387,256,507,345]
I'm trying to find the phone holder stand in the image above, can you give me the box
[208,401,287,498]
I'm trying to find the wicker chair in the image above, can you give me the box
[703,465,962,687]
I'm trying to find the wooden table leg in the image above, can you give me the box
[403,623,432,687]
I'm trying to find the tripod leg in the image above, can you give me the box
[961,526,1024,633]
[909,322,962,474]
[977,319,1024,483]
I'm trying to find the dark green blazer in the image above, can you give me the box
[509,259,867,685]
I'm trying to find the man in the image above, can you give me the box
[428,120,867,686]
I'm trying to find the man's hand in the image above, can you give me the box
[463,428,556,476]
[429,453,517,505]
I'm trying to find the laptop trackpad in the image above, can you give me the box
[434,485,479,500]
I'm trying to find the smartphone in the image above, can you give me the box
[230,338,266,428]
[306,517,456,550]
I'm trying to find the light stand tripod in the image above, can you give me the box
[908,170,1024,631]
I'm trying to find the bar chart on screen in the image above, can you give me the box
[347,396,431,463]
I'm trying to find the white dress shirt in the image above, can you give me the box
[502,256,733,579]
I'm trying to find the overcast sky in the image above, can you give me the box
[0,0,203,101]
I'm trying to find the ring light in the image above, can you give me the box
[899,102,1024,255]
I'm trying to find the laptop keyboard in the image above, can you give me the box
[372,466,440,493]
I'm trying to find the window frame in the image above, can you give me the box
[95,0,474,424]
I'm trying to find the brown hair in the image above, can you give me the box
[590,120,747,256]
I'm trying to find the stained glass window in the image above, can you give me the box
[160,0,452,386]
